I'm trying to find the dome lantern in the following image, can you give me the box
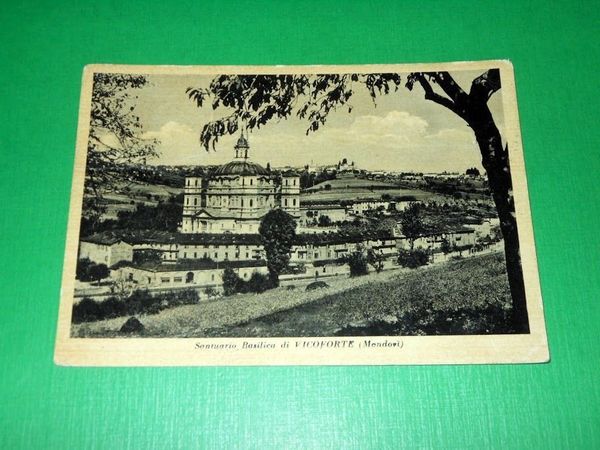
[234,130,250,159]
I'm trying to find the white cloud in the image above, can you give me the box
[247,111,482,172]
[144,121,233,166]
[147,111,483,172]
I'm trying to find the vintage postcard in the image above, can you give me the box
[55,61,549,366]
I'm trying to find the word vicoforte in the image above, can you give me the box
[295,340,356,349]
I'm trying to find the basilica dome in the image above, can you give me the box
[211,160,270,176]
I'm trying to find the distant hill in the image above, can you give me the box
[304,175,396,192]
[301,174,439,203]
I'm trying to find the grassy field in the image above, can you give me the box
[304,177,399,192]
[73,252,515,337]
[71,267,410,338]
[301,175,440,203]
[92,181,181,219]
[206,252,515,337]
[300,188,439,203]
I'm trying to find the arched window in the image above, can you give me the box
[186,272,194,283]
[250,199,253,207]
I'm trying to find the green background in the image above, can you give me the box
[1,1,598,448]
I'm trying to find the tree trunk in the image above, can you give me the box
[268,269,280,288]
[467,105,530,333]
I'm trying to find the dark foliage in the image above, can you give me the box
[397,249,430,268]
[440,238,452,255]
[399,203,425,249]
[259,209,297,286]
[76,258,110,283]
[306,281,329,291]
[98,297,127,319]
[80,194,183,236]
[119,317,145,334]
[222,268,274,296]
[116,197,182,232]
[85,73,158,229]
[345,249,369,277]
[367,249,385,273]
[336,303,514,336]
[318,215,332,227]
[243,272,273,294]
[72,297,102,323]
[222,267,240,296]
[132,249,163,265]
[71,288,199,323]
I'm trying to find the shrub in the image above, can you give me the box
[72,297,102,323]
[119,317,145,334]
[367,249,385,273]
[76,258,93,281]
[397,249,430,268]
[146,303,162,315]
[346,250,369,277]
[318,215,332,227]
[76,258,110,283]
[440,238,452,255]
[176,288,199,305]
[154,291,171,307]
[306,281,329,291]
[72,288,200,324]
[243,272,273,294]
[204,286,218,299]
[223,268,273,295]
[222,267,241,296]
[98,296,127,319]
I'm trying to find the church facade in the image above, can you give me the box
[181,133,300,234]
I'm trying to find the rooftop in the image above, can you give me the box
[81,229,396,248]
[211,160,270,176]
[113,258,267,272]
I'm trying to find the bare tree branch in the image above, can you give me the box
[430,71,467,102]
[413,73,458,113]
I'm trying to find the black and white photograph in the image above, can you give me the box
[55,62,548,366]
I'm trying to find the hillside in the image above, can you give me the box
[73,252,514,338]
[206,252,514,337]
[302,175,439,203]
[304,176,397,192]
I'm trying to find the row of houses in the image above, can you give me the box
[78,227,476,292]
[79,230,401,268]
[299,200,411,225]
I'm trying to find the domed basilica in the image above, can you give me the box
[181,132,300,234]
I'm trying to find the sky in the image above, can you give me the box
[124,70,506,172]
